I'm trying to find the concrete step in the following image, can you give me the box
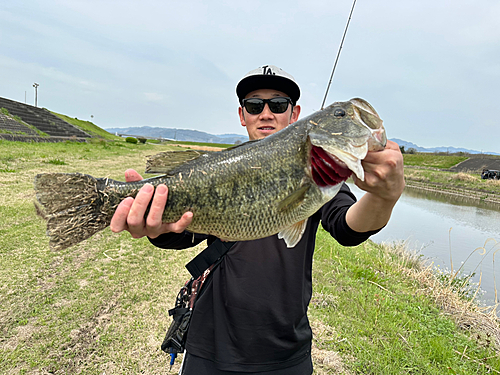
[0,113,39,135]
[0,96,91,138]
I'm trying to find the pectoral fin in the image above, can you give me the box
[277,184,310,212]
[278,219,308,248]
[145,150,209,173]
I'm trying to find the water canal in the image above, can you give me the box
[347,183,500,307]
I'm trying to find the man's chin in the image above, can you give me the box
[257,128,277,137]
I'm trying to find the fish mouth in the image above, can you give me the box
[310,145,353,187]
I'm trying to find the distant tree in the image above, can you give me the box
[399,145,405,154]
[407,148,417,154]
[234,140,242,145]
[125,137,138,144]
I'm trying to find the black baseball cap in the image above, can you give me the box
[236,64,301,104]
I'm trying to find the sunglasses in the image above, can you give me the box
[242,97,293,115]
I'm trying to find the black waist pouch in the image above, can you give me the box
[161,239,235,367]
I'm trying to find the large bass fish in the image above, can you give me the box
[34,98,386,250]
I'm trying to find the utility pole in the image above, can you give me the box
[33,83,39,107]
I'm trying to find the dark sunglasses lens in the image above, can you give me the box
[244,99,265,115]
[268,98,290,113]
[243,97,291,114]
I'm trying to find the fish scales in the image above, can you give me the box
[156,124,314,240]
[34,98,386,250]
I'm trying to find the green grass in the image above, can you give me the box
[44,158,67,165]
[15,117,49,137]
[311,230,500,374]
[403,154,469,169]
[0,140,498,374]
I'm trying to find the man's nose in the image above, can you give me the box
[259,103,274,118]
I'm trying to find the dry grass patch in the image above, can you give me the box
[450,172,477,183]
[486,179,500,188]
[311,319,353,375]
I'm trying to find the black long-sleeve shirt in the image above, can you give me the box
[150,183,378,372]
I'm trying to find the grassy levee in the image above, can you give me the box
[0,140,499,374]
[403,154,470,169]
[50,111,122,140]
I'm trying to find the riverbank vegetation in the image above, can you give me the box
[1,140,499,374]
[405,168,500,194]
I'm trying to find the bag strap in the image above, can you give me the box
[185,239,235,279]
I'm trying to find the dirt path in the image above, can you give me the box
[449,157,500,172]
[167,143,225,151]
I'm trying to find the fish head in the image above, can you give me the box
[305,98,386,186]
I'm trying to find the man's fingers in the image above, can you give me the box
[355,139,405,201]
[177,211,194,229]
[145,184,169,236]
[125,169,143,182]
[162,212,193,235]
[126,183,154,237]
[110,180,194,239]
[110,197,133,233]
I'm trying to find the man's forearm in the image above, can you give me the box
[148,231,206,250]
[345,192,398,233]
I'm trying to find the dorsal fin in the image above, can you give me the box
[145,139,260,174]
[145,150,209,173]
[224,138,261,150]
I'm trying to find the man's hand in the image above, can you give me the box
[109,169,193,239]
[353,140,405,203]
[346,140,405,232]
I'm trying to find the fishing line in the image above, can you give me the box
[321,0,357,110]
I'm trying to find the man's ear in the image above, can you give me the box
[238,106,246,127]
[290,104,301,124]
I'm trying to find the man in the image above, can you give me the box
[110,65,405,374]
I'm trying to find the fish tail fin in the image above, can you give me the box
[34,173,112,250]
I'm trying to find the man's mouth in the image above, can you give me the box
[258,126,275,131]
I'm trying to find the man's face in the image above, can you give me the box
[238,89,301,140]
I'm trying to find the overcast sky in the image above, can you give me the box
[1,1,499,153]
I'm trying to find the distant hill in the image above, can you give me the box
[104,126,498,155]
[390,138,499,156]
[105,126,248,145]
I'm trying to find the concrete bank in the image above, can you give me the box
[404,178,500,208]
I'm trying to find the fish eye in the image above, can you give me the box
[334,108,345,117]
